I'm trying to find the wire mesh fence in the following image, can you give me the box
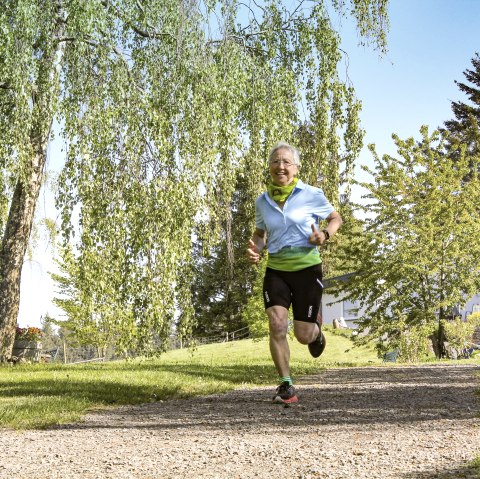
[40,326,251,364]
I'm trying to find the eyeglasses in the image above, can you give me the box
[270,160,295,167]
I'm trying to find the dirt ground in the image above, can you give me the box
[0,364,479,479]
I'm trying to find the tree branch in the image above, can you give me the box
[55,35,145,94]
[237,2,262,30]
[249,0,266,15]
[100,0,176,41]
[135,0,146,15]
[56,35,130,72]
[56,36,99,48]
[207,35,264,56]
[287,0,308,23]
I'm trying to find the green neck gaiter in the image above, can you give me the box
[267,178,299,202]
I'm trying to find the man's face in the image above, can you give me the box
[269,148,298,186]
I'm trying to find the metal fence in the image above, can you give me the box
[40,326,251,364]
[171,326,250,349]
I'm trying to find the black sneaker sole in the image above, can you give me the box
[308,331,326,358]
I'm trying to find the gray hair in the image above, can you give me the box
[269,141,301,166]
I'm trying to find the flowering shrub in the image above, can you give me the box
[15,326,43,342]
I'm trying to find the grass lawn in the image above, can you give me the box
[0,329,477,430]
[0,329,375,429]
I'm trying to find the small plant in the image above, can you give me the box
[396,322,435,362]
[15,326,43,342]
[443,313,480,356]
[375,317,435,362]
[470,456,480,471]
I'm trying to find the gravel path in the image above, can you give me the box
[1,364,479,479]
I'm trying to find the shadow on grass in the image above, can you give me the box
[0,361,285,428]
[38,364,479,432]
[1,362,478,432]
[0,362,280,406]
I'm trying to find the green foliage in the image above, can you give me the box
[190,170,258,337]
[322,198,366,279]
[468,312,480,324]
[52,245,149,355]
[1,0,390,354]
[443,313,480,353]
[374,317,435,363]
[40,315,62,351]
[242,261,270,339]
[340,127,480,356]
[470,456,480,472]
[396,324,435,362]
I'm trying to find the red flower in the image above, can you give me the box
[15,326,43,342]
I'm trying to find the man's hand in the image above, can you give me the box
[246,239,261,264]
[308,224,326,246]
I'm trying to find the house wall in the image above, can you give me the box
[321,292,343,325]
[459,294,480,319]
[321,291,480,329]
[321,292,366,329]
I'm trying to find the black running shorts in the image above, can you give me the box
[262,264,323,323]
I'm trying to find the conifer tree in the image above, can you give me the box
[442,52,480,156]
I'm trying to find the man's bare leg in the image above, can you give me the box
[267,305,298,403]
[267,305,290,376]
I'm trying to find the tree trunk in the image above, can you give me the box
[437,319,447,358]
[431,316,447,359]
[431,269,448,359]
[0,2,65,361]
[0,154,48,360]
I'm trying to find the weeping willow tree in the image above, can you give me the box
[0,0,389,359]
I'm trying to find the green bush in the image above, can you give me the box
[467,312,480,328]
[443,312,480,354]
[243,293,269,339]
[375,317,435,362]
[396,322,435,362]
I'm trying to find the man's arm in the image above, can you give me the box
[323,211,343,238]
[309,211,343,246]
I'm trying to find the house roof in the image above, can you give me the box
[323,272,359,290]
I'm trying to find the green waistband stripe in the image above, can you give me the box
[267,246,321,271]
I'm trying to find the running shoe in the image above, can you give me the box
[272,381,298,404]
[308,330,326,358]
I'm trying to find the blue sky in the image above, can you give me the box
[18,0,480,327]
[344,0,479,165]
